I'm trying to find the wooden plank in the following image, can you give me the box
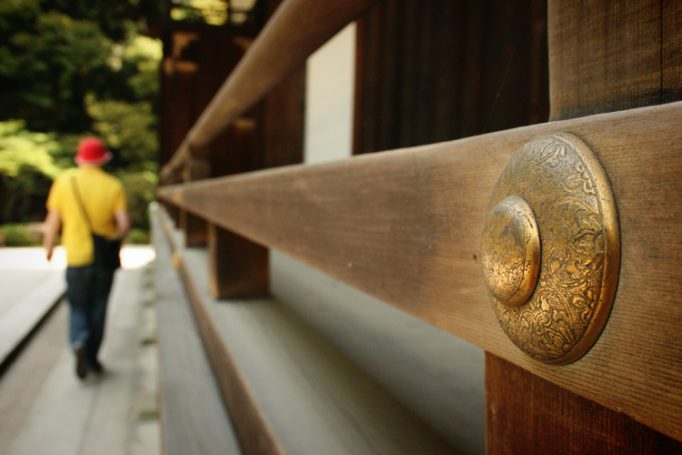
[1,268,158,455]
[79,268,159,455]
[548,0,662,120]
[156,208,281,454]
[179,158,211,247]
[352,0,549,154]
[663,0,682,103]
[258,67,305,169]
[486,353,682,453]
[156,209,455,454]
[271,251,485,452]
[152,211,241,455]
[0,316,98,455]
[162,0,379,178]
[159,102,682,440]
[0,271,65,371]
[0,304,67,455]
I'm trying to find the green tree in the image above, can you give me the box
[0,11,112,132]
[0,0,164,236]
[38,0,165,42]
[0,120,60,222]
[87,96,158,172]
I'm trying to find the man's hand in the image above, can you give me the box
[115,209,131,240]
[43,210,61,262]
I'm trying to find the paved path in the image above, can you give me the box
[0,247,159,455]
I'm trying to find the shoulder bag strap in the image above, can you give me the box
[70,176,92,232]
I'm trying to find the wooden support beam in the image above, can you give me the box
[161,0,379,179]
[159,101,682,441]
[179,158,211,247]
[161,170,182,227]
[208,222,269,299]
[486,356,682,453]
[198,66,303,299]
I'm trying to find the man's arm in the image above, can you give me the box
[43,210,61,261]
[115,209,131,240]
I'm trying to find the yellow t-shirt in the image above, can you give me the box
[46,167,127,266]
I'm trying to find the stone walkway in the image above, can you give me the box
[0,247,159,455]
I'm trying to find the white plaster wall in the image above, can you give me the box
[303,23,355,164]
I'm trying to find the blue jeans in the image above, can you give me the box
[66,265,115,365]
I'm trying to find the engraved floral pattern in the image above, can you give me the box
[484,133,618,363]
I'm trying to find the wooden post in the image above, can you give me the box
[179,158,210,247]
[208,223,269,298]
[486,1,682,452]
[206,65,305,300]
[163,170,182,227]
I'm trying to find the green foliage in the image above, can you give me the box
[38,0,165,42]
[0,223,42,246]
[116,170,158,231]
[122,35,162,101]
[87,96,158,172]
[0,10,112,132]
[0,120,60,222]
[0,1,163,235]
[126,228,150,244]
[0,120,60,178]
[170,0,228,25]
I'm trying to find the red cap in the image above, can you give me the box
[75,137,112,165]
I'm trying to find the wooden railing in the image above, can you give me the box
[156,0,682,450]
[159,101,682,441]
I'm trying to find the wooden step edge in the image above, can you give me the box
[153,206,455,454]
[152,207,243,455]
[154,206,282,454]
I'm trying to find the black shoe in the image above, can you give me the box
[74,346,87,379]
[89,359,104,375]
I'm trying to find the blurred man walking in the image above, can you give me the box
[43,137,130,379]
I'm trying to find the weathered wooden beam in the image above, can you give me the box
[201,66,304,300]
[486,356,682,452]
[158,101,682,440]
[178,158,211,247]
[208,222,268,299]
[161,0,379,179]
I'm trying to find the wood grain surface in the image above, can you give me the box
[486,354,682,453]
[548,0,663,120]
[179,158,210,247]
[207,222,268,299]
[159,101,682,440]
[353,0,548,154]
